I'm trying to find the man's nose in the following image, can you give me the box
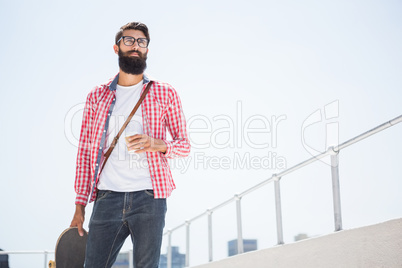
[131,40,140,49]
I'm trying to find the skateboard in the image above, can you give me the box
[48,227,88,268]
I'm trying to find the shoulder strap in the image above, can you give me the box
[99,81,153,174]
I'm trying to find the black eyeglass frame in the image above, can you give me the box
[117,36,150,48]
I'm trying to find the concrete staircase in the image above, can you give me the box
[191,218,402,268]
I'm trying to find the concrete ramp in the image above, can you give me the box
[191,218,402,268]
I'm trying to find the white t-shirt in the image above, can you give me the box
[97,81,153,192]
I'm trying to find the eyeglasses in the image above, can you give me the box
[117,36,149,48]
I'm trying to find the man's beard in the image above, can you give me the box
[118,49,147,75]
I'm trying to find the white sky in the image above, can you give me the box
[0,0,401,267]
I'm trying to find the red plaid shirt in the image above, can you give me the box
[74,74,191,206]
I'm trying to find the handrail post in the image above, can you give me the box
[167,230,172,268]
[185,220,190,267]
[207,209,213,262]
[274,175,284,245]
[128,249,133,268]
[235,194,244,254]
[330,147,343,231]
[44,251,48,268]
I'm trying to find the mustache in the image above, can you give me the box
[125,50,144,57]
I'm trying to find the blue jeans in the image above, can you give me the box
[85,190,167,268]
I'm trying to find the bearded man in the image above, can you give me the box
[70,22,191,268]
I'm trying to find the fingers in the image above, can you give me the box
[127,135,152,152]
[133,147,147,154]
[125,134,143,143]
[70,217,85,236]
[71,204,85,237]
[77,222,85,237]
[126,135,166,153]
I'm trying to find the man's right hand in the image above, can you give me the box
[70,204,86,236]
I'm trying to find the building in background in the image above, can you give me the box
[112,252,129,268]
[294,233,310,241]
[228,239,258,256]
[0,249,9,268]
[159,246,186,268]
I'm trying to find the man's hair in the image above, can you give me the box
[115,22,150,45]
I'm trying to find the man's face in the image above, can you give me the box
[114,29,149,75]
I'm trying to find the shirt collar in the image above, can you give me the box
[109,73,151,91]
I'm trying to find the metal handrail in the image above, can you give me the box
[0,251,54,254]
[0,251,53,268]
[163,114,402,268]
[0,249,134,268]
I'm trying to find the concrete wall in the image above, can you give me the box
[191,218,402,268]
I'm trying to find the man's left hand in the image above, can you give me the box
[126,134,167,154]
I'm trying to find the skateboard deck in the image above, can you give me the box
[48,227,88,268]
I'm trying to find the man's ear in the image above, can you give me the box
[113,44,119,54]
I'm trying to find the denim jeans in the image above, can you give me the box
[85,190,167,268]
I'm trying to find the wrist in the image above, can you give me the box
[157,139,167,153]
[75,204,85,213]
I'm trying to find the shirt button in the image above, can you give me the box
[96,163,98,166]
[99,147,102,149]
